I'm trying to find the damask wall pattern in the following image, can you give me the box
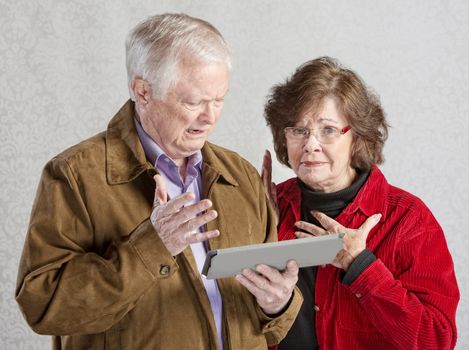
[1,1,468,348]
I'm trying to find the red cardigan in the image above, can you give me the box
[274,167,459,350]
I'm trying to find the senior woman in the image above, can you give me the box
[262,57,459,350]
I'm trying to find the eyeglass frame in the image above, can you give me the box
[284,125,352,144]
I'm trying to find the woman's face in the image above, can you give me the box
[286,97,356,193]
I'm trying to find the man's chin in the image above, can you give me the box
[176,143,206,158]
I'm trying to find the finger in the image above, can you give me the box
[161,192,197,215]
[184,229,220,244]
[294,220,324,235]
[310,210,343,232]
[255,264,283,284]
[294,231,315,238]
[173,199,215,224]
[261,150,273,198]
[270,182,277,202]
[359,213,382,232]
[283,260,299,278]
[235,273,261,296]
[179,209,218,232]
[357,213,381,241]
[240,267,272,292]
[153,174,168,207]
[263,150,272,179]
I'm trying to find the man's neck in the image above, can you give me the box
[177,158,188,182]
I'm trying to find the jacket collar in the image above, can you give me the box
[200,143,239,201]
[342,166,389,219]
[105,100,239,188]
[279,166,389,221]
[105,100,154,185]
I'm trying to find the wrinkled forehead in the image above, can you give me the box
[169,57,230,97]
[296,97,346,125]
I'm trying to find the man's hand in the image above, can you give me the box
[150,174,220,256]
[235,260,299,315]
[295,211,381,271]
[261,150,279,223]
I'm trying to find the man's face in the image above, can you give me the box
[140,57,229,166]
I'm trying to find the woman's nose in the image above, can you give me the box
[303,132,322,152]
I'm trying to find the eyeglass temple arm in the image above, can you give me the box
[341,125,352,134]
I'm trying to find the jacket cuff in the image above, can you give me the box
[128,219,179,279]
[259,286,303,346]
[346,258,394,300]
[342,249,376,285]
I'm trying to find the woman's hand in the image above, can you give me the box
[261,150,279,224]
[295,211,381,271]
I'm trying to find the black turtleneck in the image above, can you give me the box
[279,170,374,350]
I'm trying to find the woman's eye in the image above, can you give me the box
[293,128,307,136]
[322,126,337,136]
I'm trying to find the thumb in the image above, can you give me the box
[284,259,299,277]
[261,150,272,183]
[359,213,381,238]
[153,174,168,206]
[270,182,277,201]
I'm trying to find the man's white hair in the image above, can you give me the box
[126,13,232,100]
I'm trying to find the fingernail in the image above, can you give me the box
[374,214,382,221]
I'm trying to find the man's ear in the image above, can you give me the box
[131,78,151,105]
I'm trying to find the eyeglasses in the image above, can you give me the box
[284,125,351,144]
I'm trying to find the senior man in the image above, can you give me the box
[15,13,302,350]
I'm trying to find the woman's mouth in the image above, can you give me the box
[301,161,325,167]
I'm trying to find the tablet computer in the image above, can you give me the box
[201,233,344,279]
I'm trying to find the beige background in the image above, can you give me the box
[1,0,468,348]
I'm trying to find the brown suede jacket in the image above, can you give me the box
[16,101,302,350]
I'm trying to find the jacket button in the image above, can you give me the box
[355,292,362,298]
[313,305,320,312]
[160,265,170,275]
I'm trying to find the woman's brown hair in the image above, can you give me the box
[264,56,389,170]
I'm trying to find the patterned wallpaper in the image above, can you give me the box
[1,0,468,348]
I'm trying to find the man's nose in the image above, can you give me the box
[199,101,217,124]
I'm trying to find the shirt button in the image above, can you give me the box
[355,292,362,298]
[160,265,170,275]
[313,305,320,312]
